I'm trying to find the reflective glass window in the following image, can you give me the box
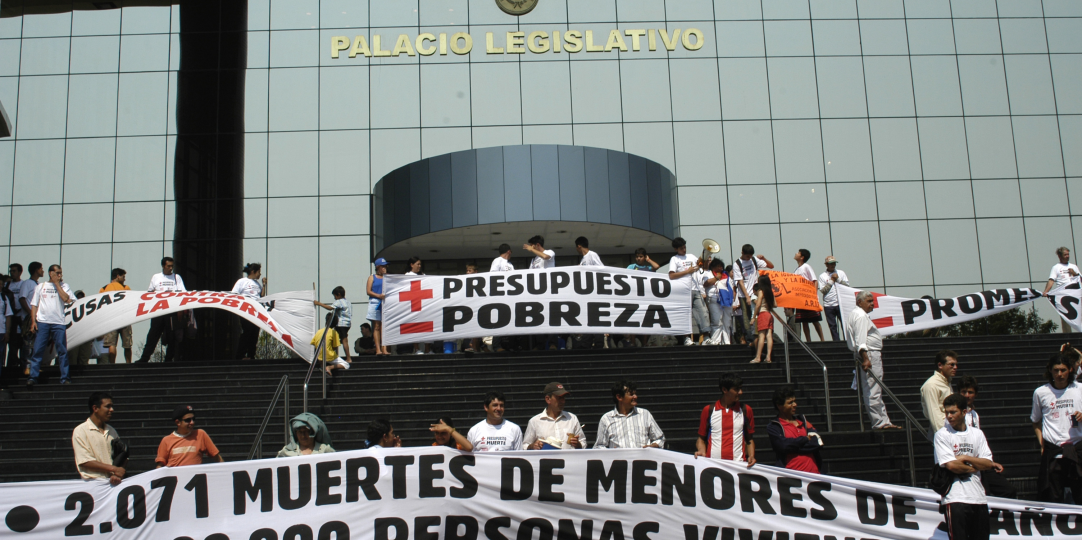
[248,31,269,69]
[322,0,370,28]
[779,224,832,276]
[673,122,725,186]
[1019,178,1070,217]
[64,138,115,204]
[998,18,1047,53]
[958,56,1008,116]
[812,20,861,56]
[113,202,165,242]
[13,140,65,205]
[1062,116,1082,177]
[1012,116,1064,179]
[421,127,471,161]
[869,118,922,181]
[20,37,69,76]
[269,67,318,131]
[863,56,915,117]
[859,20,909,55]
[996,0,1043,17]
[918,117,969,181]
[245,69,269,132]
[70,36,121,74]
[723,121,776,185]
[244,199,267,238]
[624,123,675,173]
[715,0,763,20]
[244,133,268,198]
[778,184,828,223]
[567,0,616,22]
[857,0,905,18]
[269,197,318,236]
[764,21,813,57]
[0,141,13,206]
[522,125,572,146]
[319,195,369,236]
[1067,177,1082,214]
[471,62,521,126]
[928,220,980,285]
[666,0,714,20]
[320,130,370,195]
[17,75,68,139]
[670,60,721,122]
[1046,18,1082,53]
[1025,217,1075,282]
[116,72,169,136]
[23,13,71,38]
[58,243,113,291]
[773,119,825,183]
[420,64,471,128]
[114,136,167,202]
[811,0,857,19]
[370,128,420,184]
[271,0,320,30]
[370,65,420,129]
[828,221,884,287]
[1051,55,1082,114]
[270,30,319,68]
[972,179,1022,217]
[953,19,1002,54]
[72,9,121,36]
[0,41,19,77]
[949,0,998,18]
[319,236,367,299]
[1003,55,1055,115]
[924,180,975,219]
[570,60,622,123]
[876,182,927,220]
[519,62,570,124]
[1045,1,1082,16]
[965,117,1017,179]
[821,119,874,183]
[827,181,878,221]
[905,19,956,55]
[729,185,779,224]
[621,59,672,123]
[268,237,319,292]
[268,131,318,197]
[120,34,169,72]
[902,0,951,18]
[67,74,119,138]
[679,186,728,226]
[815,57,867,118]
[120,6,171,34]
[910,56,962,116]
[12,205,62,245]
[880,220,932,286]
[0,77,19,136]
[0,16,20,39]
[716,21,765,57]
[763,0,811,19]
[474,126,521,151]
[767,57,819,119]
[719,58,771,120]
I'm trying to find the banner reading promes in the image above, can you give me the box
[382,267,693,345]
[836,284,1043,336]
[1,447,1078,539]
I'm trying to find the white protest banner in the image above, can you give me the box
[258,290,317,360]
[836,284,1043,336]
[381,267,692,345]
[63,290,306,357]
[1,447,1078,539]
[1047,281,1082,332]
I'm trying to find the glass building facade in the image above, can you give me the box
[2,0,1081,336]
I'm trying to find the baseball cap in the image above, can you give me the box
[374,258,388,267]
[172,405,194,420]
[824,256,838,264]
[543,382,570,396]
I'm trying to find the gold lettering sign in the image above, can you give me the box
[329,29,704,58]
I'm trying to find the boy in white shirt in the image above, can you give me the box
[792,249,824,342]
[27,265,74,387]
[731,244,774,343]
[1044,247,1080,333]
[668,237,709,346]
[523,235,555,269]
[1031,353,1082,502]
[490,244,515,273]
[575,237,604,267]
[935,393,1001,540]
[467,391,523,452]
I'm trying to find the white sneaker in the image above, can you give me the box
[415,350,425,355]
[683,337,695,346]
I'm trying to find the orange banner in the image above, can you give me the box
[762,270,822,312]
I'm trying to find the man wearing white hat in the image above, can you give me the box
[818,256,849,341]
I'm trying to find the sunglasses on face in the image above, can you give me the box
[179,417,196,424]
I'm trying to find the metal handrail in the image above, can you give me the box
[855,356,930,439]
[246,374,290,460]
[302,322,331,412]
[854,355,929,487]
[772,311,833,432]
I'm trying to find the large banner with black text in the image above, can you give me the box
[1,448,1077,539]
[382,267,693,345]
[1046,281,1082,332]
[836,284,1043,336]
[63,290,313,358]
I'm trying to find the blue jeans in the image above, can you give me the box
[30,322,69,381]
[823,305,843,341]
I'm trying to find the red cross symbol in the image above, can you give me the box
[398,280,434,334]
[400,281,433,312]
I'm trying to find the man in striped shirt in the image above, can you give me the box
[695,373,756,467]
[594,380,665,449]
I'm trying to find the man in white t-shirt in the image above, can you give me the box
[731,244,774,343]
[467,391,523,452]
[136,257,189,363]
[27,264,74,387]
[5,262,41,382]
[792,249,824,342]
[523,235,555,269]
[575,237,604,267]
[817,256,849,341]
[1031,353,1082,502]
[1044,247,1080,333]
[490,244,515,273]
[668,237,710,346]
[935,393,1000,540]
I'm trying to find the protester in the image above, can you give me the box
[935,393,1001,540]
[354,323,376,356]
[627,248,659,272]
[0,276,11,386]
[793,249,824,342]
[27,265,74,387]
[523,382,586,450]
[728,265,748,345]
[100,268,133,363]
[490,244,514,273]
[594,380,665,449]
[955,376,1017,499]
[136,257,188,363]
[69,291,99,366]
[702,258,734,345]
[575,237,604,266]
[846,290,900,430]
[467,391,523,451]
[695,373,756,467]
[817,256,848,341]
[430,417,472,450]
[1031,353,1082,503]
[524,236,555,269]
[315,286,353,365]
[668,237,709,346]
[921,350,958,438]
[231,263,267,360]
[957,376,981,429]
[766,385,822,473]
[73,392,125,484]
[750,275,779,364]
[405,258,429,355]
[367,258,389,355]
[366,419,402,448]
[732,245,774,343]
[312,314,346,375]
[1044,247,1079,333]
[5,262,39,381]
[278,413,335,457]
[155,405,223,467]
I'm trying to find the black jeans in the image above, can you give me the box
[236,318,260,359]
[138,315,183,362]
[944,503,989,540]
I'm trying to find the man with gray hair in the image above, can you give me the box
[845,291,899,430]
[1044,246,1079,333]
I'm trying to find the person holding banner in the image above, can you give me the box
[594,380,665,449]
[73,392,125,485]
[315,286,352,365]
[750,275,779,364]
[136,257,188,363]
[1044,247,1080,333]
[817,256,848,341]
[232,263,267,360]
[100,268,133,364]
[1031,353,1082,502]
[793,249,824,342]
[523,382,586,450]
[846,291,900,430]
[668,237,709,346]
[366,258,389,356]
[467,391,523,452]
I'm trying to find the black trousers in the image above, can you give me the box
[980,469,1017,499]
[1038,439,1082,503]
[236,318,260,359]
[944,503,989,540]
[138,315,183,362]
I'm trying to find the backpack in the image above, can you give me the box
[717,275,735,307]
[928,465,958,497]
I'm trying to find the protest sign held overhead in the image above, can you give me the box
[382,266,692,345]
[836,284,1043,336]
[1,447,1078,540]
[763,270,822,312]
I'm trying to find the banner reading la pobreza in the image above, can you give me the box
[381,266,692,345]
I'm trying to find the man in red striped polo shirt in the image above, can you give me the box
[695,373,756,467]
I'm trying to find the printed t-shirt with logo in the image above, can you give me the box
[467,419,523,452]
[732,257,768,298]
[669,253,703,295]
[1031,382,1082,446]
[530,250,556,269]
[30,282,74,325]
[1050,263,1081,289]
[155,429,220,467]
[698,400,754,462]
[933,423,992,505]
